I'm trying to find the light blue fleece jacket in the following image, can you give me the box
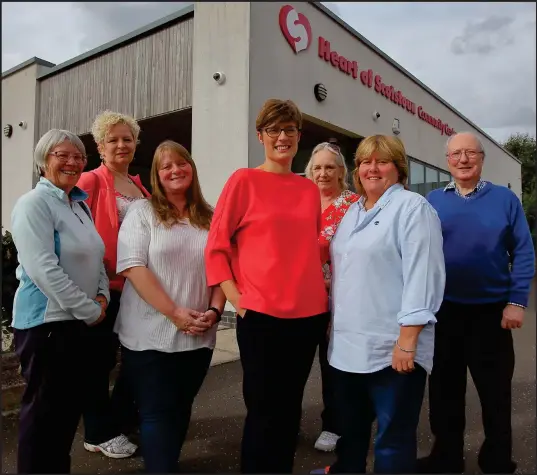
[11,178,110,329]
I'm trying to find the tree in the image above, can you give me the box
[503,133,536,246]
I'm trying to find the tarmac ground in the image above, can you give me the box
[1,282,535,474]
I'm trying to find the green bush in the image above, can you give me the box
[2,229,18,352]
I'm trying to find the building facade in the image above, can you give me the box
[2,2,522,230]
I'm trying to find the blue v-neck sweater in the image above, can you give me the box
[427,183,535,307]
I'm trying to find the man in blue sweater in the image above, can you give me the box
[418,131,535,474]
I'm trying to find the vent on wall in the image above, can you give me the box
[314,83,327,102]
[4,124,13,138]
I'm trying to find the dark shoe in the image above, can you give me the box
[478,459,517,474]
[416,455,464,474]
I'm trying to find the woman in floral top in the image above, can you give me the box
[305,141,359,453]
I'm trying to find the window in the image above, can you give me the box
[439,171,451,189]
[409,158,450,196]
[409,161,425,195]
[425,167,439,194]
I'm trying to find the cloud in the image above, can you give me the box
[326,2,536,142]
[1,2,191,70]
[2,2,535,144]
[451,15,515,55]
[72,2,192,53]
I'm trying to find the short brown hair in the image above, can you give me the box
[352,135,409,195]
[149,140,213,230]
[255,99,303,131]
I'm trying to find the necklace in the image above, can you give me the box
[106,165,134,185]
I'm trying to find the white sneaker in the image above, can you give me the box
[314,431,340,452]
[84,434,138,459]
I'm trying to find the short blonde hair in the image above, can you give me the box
[353,135,409,196]
[91,110,140,145]
[305,142,349,191]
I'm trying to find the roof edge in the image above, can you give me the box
[2,57,56,79]
[37,3,194,81]
[311,2,520,164]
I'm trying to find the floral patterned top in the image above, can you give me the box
[319,189,360,280]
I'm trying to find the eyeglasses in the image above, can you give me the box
[263,126,301,138]
[447,149,483,161]
[49,151,87,164]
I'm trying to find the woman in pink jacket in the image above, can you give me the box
[77,111,150,459]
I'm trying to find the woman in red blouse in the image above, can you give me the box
[205,99,329,474]
[305,141,359,453]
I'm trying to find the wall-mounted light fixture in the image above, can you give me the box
[3,124,13,138]
[314,83,327,102]
[392,118,400,135]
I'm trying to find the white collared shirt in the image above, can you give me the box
[328,184,446,374]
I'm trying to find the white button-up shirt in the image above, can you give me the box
[328,183,446,374]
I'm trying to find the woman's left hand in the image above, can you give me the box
[183,309,218,335]
[392,339,416,374]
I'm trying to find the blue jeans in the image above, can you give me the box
[121,346,213,473]
[330,364,427,474]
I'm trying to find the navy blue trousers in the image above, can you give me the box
[15,320,89,474]
[330,364,427,474]
[121,346,213,473]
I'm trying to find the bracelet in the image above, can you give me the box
[396,339,416,353]
[207,307,222,323]
[507,302,526,309]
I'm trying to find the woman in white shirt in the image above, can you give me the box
[115,140,226,473]
[312,135,445,474]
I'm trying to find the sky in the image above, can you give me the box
[2,2,535,144]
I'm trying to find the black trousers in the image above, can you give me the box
[15,320,89,474]
[82,290,138,444]
[427,300,516,473]
[318,314,337,434]
[237,310,329,473]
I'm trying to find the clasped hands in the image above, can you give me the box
[171,307,218,336]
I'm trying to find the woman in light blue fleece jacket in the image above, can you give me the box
[10,129,110,474]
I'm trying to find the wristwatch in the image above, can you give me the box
[207,306,222,323]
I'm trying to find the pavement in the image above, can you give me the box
[1,283,535,474]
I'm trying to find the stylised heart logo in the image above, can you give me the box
[279,5,312,54]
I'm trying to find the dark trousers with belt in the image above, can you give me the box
[330,364,427,474]
[15,320,89,474]
[82,290,138,444]
[236,310,329,474]
[427,300,516,473]
[318,314,338,434]
[121,346,213,473]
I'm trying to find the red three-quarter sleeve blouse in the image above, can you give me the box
[205,168,328,319]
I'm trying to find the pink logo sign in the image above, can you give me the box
[279,5,312,54]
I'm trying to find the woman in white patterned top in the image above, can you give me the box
[115,140,226,473]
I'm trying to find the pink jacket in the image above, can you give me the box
[77,164,151,292]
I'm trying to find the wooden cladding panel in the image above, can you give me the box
[38,18,193,136]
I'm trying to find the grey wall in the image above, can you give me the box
[191,2,251,207]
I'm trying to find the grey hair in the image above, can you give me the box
[305,142,349,191]
[445,131,486,159]
[34,129,86,176]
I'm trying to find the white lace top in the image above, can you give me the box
[116,193,146,225]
